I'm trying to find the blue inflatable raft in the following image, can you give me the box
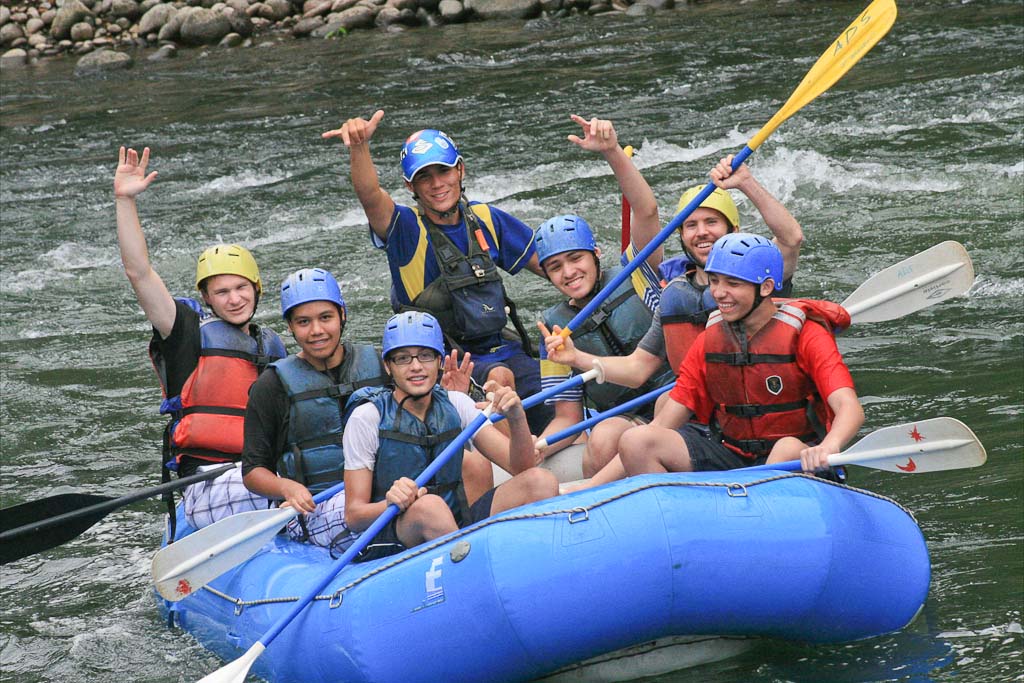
[158,470,930,682]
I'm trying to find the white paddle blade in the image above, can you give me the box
[832,417,987,473]
[196,642,265,683]
[152,507,295,601]
[842,241,975,323]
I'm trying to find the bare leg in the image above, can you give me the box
[583,416,635,478]
[461,448,495,506]
[395,494,458,547]
[489,468,559,515]
[486,365,516,390]
[766,436,807,464]
[619,424,693,475]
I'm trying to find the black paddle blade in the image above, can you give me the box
[0,493,113,565]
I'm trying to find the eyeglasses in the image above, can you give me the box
[388,350,439,366]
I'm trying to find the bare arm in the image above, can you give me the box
[476,384,539,474]
[242,468,316,514]
[650,394,694,430]
[322,110,395,241]
[710,154,803,281]
[113,146,177,338]
[539,321,665,389]
[536,399,585,457]
[343,468,394,533]
[799,387,864,472]
[568,115,661,269]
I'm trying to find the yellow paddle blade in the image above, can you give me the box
[748,0,898,150]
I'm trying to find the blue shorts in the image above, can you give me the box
[353,488,496,564]
[472,342,552,434]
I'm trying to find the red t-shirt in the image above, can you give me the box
[670,321,854,423]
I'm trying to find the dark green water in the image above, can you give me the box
[1,1,1021,680]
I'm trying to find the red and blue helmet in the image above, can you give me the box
[400,129,463,182]
[704,233,783,290]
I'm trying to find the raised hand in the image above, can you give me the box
[322,109,385,147]
[709,153,752,191]
[567,114,619,155]
[113,146,158,199]
[537,321,578,366]
[441,350,474,394]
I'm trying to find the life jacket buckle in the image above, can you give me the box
[472,263,486,279]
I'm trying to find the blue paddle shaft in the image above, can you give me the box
[564,146,754,334]
[310,480,346,505]
[257,409,491,648]
[542,382,674,445]
[487,370,594,426]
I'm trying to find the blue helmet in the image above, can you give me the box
[280,268,346,320]
[534,215,598,266]
[382,311,445,359]
[704,233,784,290]
[400,129,463,182]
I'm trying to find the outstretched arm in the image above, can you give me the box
[322,110,395,241]
[568,115,661,268]
[113,146,177,338]
[798,387,864,472]
[710,154,803,281]
[538,321,665,389]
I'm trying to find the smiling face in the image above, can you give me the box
[201,274,257,326]
[287,300,345,367]
[679,207,733,270]
[405,163,464,220]
[386,345,441,401]
[542,248,602,302]
[708,273,775,323]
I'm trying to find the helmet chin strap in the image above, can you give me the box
[735,285,765,324]
[412,183,464,220]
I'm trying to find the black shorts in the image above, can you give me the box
[676,424,767,471]
[353,488,496,564]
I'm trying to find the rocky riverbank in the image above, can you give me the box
[0,0,676,72]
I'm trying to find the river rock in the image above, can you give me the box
[140,0,164,11]
[302,0,331,16]
[108,0,141,19]
[0,22,24,46]
[261,0,294,20]
[638,0,671,8]
[291,14,323,34]
[148,41,177,58]
[26,17,46,34]
[438,0,463,20]
[334,4,376,29]
[138,3,176,32]
[70,21,95,41]
[50,0,93,40]
[28,32,50,48]
[0,47,27,67]
[0,6,9,27]
[464,0,539,20]
[625,2,652,15]
[331,0,360,10]
[75,47,133,73]
[218,30,242,45]
[41,9,58,27]
[224,8,253,35]
[179,7,231,44]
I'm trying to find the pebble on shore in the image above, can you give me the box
[0,0,678,71]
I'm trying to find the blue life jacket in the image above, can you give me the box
[542,265,674,415]
[345,385,467,522]
[271,343,387,493]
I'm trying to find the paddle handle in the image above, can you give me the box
[562,148,752,336]
[535,381,673,450]
[257,406,494,648]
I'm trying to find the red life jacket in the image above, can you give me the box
[154,316,287,468]
[660,273,717,372]
[703,299,850,459]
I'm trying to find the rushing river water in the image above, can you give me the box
[1,0,1021,681]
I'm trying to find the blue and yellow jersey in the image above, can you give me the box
[371,202,536,307]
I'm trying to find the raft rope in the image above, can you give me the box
[197,473,916,615]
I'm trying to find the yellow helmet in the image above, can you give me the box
[195,244,262,294]
[676,185,740,230]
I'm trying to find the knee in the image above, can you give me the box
[407,494,456,532]
[619,425,656,463]
[519,467,559,500]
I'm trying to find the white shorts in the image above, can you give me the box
[285,491,357,553]
[183,464,270,529]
